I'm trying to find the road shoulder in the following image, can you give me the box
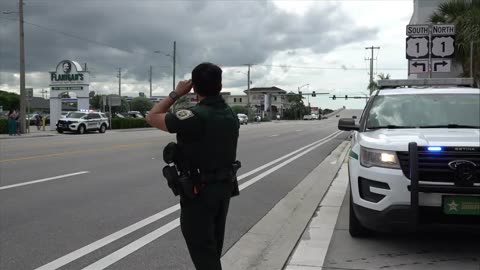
[222,140,350,270]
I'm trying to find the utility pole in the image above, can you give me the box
[365,46,380,95]
[173,41,176,91]
[40,88,48,99]
[18,0,26,134]
[117,68,122,97]
[149,65,153,97]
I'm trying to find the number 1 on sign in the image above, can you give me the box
[416,43,420,53]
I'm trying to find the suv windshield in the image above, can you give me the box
[366,94,480,129]
[67,112,87,119]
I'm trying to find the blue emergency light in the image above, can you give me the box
[427,146,443,152]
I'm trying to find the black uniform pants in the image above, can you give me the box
[180,182,232,270]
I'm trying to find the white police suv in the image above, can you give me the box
[57,111,109,134]
[338,78,480,237]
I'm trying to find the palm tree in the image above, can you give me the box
[367,73,391,94]
[430,0,480,85]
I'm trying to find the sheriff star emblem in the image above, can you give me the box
[176,109,194,120]
[448,200,459,212]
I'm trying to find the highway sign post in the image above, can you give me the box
[406,24,455,77]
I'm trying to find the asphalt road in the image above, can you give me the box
[0,111,358,270]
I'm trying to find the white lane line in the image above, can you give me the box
[269,134,279,137]
[80,132,343,270]
[295,129,303,132]
[34,204,181,270]
[0,171,90,191]
[35,130,342,270]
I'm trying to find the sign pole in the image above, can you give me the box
[428,24,432,78]
[109,98,112,129]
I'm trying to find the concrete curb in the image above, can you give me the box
[222,140,350,270]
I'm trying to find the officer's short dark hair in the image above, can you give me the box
[192,63,222,96]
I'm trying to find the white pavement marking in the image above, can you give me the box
[0,171,90,191]
[81,131,343,270]
[34,205,181,270]
[269,134,280,137]
[285,160,349,269]
[35,131,342,270]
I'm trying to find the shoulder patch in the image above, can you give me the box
[175,109,194,120]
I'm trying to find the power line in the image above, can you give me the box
[0,16,167,58]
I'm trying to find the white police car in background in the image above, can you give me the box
[338,78,480,237]
[57,111,109,134]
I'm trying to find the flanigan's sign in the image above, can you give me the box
[50,60,89,86]
[51,73,84,82]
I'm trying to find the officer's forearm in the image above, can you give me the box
[146,96,175,131]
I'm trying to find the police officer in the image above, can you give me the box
[146,62,239,270]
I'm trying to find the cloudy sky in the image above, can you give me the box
[0,0,414,109]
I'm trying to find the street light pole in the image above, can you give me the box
[173,41,176,91]
[18,0,26,134]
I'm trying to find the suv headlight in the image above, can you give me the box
[360,147,400,169]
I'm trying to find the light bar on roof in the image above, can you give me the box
[378,78,474,89]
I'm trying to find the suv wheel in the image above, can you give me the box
[99,124,107,133]
[77,124,86,135]
[349,191,372,238]
[57,129,64,134]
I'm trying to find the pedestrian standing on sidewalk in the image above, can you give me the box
[7,109,16,136]
[35,114,42,130]
[15,110,21,135]
[147,63,240,270]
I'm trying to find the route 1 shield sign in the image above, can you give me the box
[406,37,429,59]
[431,36,455,58]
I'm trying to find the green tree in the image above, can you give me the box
[283,92,310,120]
[130,97,153,115]
[367,73,391,94]
[231,105,248,115]
[90,95,103,110]
[430,0,480,85]
[0,91,20,110]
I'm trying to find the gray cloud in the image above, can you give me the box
[0,0,378,92]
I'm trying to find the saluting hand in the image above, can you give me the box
[175,80,193,96]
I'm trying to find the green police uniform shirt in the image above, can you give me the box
[165,95,239,171]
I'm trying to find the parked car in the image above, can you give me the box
[237,113,248,125]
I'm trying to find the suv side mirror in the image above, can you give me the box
[352,115,357,119]
[338,118,359,131]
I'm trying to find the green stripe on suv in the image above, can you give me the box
[349,150,359,160]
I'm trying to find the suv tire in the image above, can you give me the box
[57,129,64,134]
[77,124,86,135]
[99,124,107,133]
[349,191,372,238]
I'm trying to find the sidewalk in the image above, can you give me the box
[285,155,349,269]
[0,126,59,140]
[223,141,350,270]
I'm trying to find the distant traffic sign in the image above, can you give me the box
[431,36,455,58]
[409,60,429,74]
[406,37,429,59]
[432,59,452,73]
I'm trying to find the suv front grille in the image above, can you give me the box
[397,148,480,184]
